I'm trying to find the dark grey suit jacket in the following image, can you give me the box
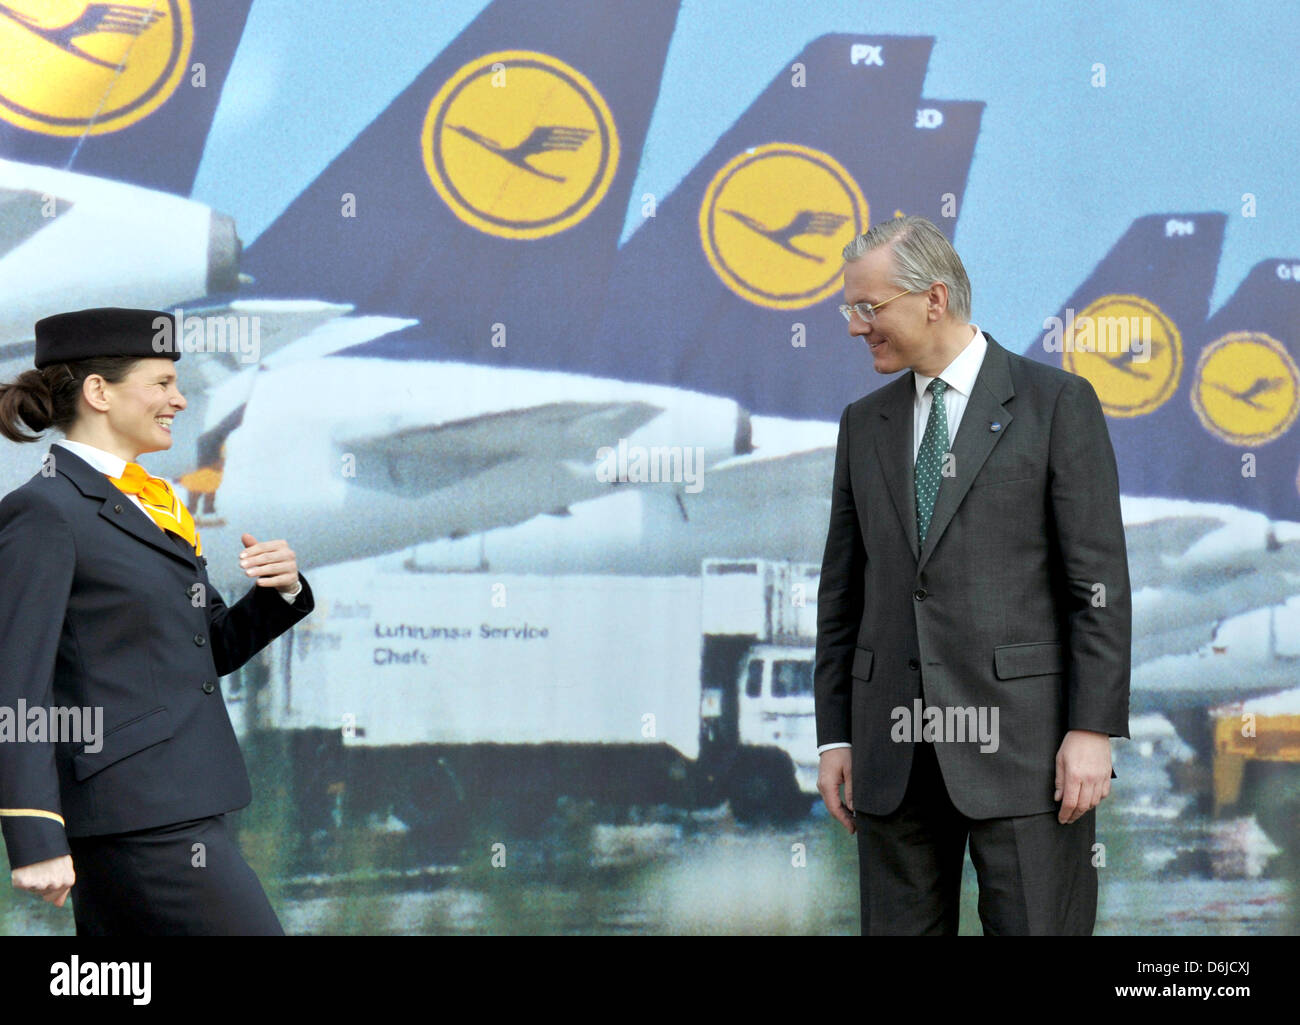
[813,333,1131,818]
[0,443,314,869]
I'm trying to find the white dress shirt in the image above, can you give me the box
[818,325,989,755]
[52,438,302,603]
[912,325,987,461]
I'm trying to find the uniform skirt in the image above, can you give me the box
[66,814,284,936]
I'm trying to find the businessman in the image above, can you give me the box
[813,216,1131,935]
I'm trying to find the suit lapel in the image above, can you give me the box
[873,373,921,561]
[916,334,1016,573]
[51,443,199,571]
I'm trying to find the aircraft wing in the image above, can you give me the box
[1133,560,1300,664]
[1125,515,1226,586]
[673,453,1299,672]
[0,186,70,260]
[172,299,357,393]
[193,312,421,437]
[135,309,420,482]
[259,314,418,369]
[687,446,835,505]
[339,400,664,499]
[1133,617,1221,664]
[672,410,837,508]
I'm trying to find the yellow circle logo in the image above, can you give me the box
[1061,294,1181,417]
[421,50,619,240]
[1192,332,1300,446]
[698,143,868,309]
[0,0,191,136]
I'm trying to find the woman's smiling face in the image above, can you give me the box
[98,358,187,457]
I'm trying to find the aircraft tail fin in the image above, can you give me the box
[590,36,960,419]
[245,0,682,367]
[1170,259,1300,519]
[0,0,255,195]
[1024,212,1227,503]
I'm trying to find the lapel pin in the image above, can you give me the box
[990,422,1002,432]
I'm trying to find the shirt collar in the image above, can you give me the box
[914,324,987,401]
[53,438,131,479]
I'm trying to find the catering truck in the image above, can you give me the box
[1210,684,1300,855]
[232,556,822,855]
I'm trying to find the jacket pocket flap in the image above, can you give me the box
[72,706,173,782]
[993,641,1063,680]
[851,646,874,681]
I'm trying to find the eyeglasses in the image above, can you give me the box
[838,288,913,324]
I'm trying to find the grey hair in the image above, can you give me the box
[841,216,971,321]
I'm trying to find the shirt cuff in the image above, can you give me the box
[278,580,303,602]
[817,742,851,754]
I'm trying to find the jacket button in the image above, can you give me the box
[202,681,216,694]
[913,588,928,601]
[907,658,920,670]
[114,504,123,513]
[194,634,206,646]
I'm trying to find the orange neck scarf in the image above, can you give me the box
[106,462,203,556]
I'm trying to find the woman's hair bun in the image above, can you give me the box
[0,368,57,442]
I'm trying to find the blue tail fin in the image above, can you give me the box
[244,0,682,363]
[1164,259,1300,519]
[0,0,254,195]
[888,98,983,229]
[586,35,945,419]
[1024,213,1227,502]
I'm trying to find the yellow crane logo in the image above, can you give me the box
[0,0,191,135]
[421,50,619,240]
[698,143,867,310]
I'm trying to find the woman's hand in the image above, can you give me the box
[11,854,75,907]
[238,533,299,593]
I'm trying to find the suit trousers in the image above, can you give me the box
[855,740,1097,935]
[66,814,284,936]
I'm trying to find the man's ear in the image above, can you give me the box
[927,282,949,322]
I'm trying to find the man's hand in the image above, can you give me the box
[817,748,856,834]
[11,854,75,907]
[1054,729,1112,824]
[239,533,299,593]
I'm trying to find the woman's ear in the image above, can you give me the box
[80,374,110,413]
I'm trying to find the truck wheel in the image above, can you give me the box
[727,749,808,825]
[392,757,469,862]
[1248,765,1300,861]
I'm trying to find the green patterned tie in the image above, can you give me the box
[915,378,950,544]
